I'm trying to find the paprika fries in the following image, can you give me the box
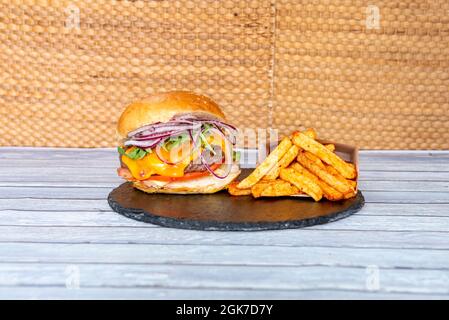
[237,137,292,189]
[280,168,323,201]
[228,181,252,196]
[228,128,358,201]
[292,131,357,179]
[260,180,299,197]
[264,145,300,180]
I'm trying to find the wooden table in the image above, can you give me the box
[0,148,448,299]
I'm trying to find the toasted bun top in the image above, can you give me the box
[117,91,225,138]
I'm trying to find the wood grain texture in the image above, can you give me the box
[0,147,448,299]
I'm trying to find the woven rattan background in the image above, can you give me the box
[0,0,448,149]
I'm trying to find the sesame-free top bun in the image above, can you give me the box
[117,91,226,138]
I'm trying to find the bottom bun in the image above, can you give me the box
[132,164,241,194]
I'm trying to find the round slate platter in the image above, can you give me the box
[108,172,364,231]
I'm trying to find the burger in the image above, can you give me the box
[116,91,241,194]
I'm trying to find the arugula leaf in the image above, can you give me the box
[117,146,126,156]
[162,133,189,151]
[202,123,213,134]
[233,150,241,162]
[118,146,148,160]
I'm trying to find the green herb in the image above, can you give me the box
[118,146,148,160]
[202,123,213,134]
[162,133,189,151]
[233,150,241,162]
[117,146,126,156]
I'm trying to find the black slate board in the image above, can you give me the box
[108,171,364,231]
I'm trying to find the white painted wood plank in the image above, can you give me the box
[3,168,449,183]
[1,185,448,200]
[1,206,449,230]
[1,148,448,172]
[1,263,448,295]
[0,210,142,226]
[0,199,111,211]
[2,243,449,269]
[2,286,446,300]
[1,179,448,198]
[359,181,449,192]
[1,147,448,299]
[1,226,448,250]
[1,189,447,205]
[2,160,449,173]
[359,171,449,181]
[1,203,448,230]
[1,180,448,194]
[2,147,447,159]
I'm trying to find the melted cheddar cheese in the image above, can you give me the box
[121,133,226,181]
[121,147,190,180]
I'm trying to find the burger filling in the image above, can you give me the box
[117,115,239,184]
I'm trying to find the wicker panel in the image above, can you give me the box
[273,0,449,149]
[0,0,448,149]
[0,0,273,147]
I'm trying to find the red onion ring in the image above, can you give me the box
[154,140,193,165]
[124,118,237,179]
[124,138,162,148]
[188,129,233,180]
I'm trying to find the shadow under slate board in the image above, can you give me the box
[108,170,364,231]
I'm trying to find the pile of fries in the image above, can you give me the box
[228,129,357,201]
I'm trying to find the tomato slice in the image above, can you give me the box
[147,163,221,182]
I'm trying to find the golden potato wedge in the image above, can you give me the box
[346,179,357,189]
[297,153,354,194]
[260,180,299,197]
[324,164,358,190]
[280,168,323,201]
[325,144,336,152]
[290,162,344,201]
[228,182,252,196]
[237,137,292,189]
[304,151,326,169]
[303,128,317,140]
[303,143,335,169]
[263,166,280,181]
[343,189,357,199]
[292,132,357,179]
[264,145,300,180]
[251,181,273,198]
[325,164,340,176]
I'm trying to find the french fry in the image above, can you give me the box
[325,144,335,152]
[280,168,323,201]
[303,143,335,169]
[324,164,358,189]
[237,137,292,189]
[292,132,357,179]
[290,162,344,201]
[346,179,357,189]
[264,145,300,180]
[343,189,357,199]
[304,151,326,169]
[297,153,354,194]
[227,182,252,196]
[325,164,340,176]
[303,128,317,140]
[260,180,299,197]
[251,181,272,198]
